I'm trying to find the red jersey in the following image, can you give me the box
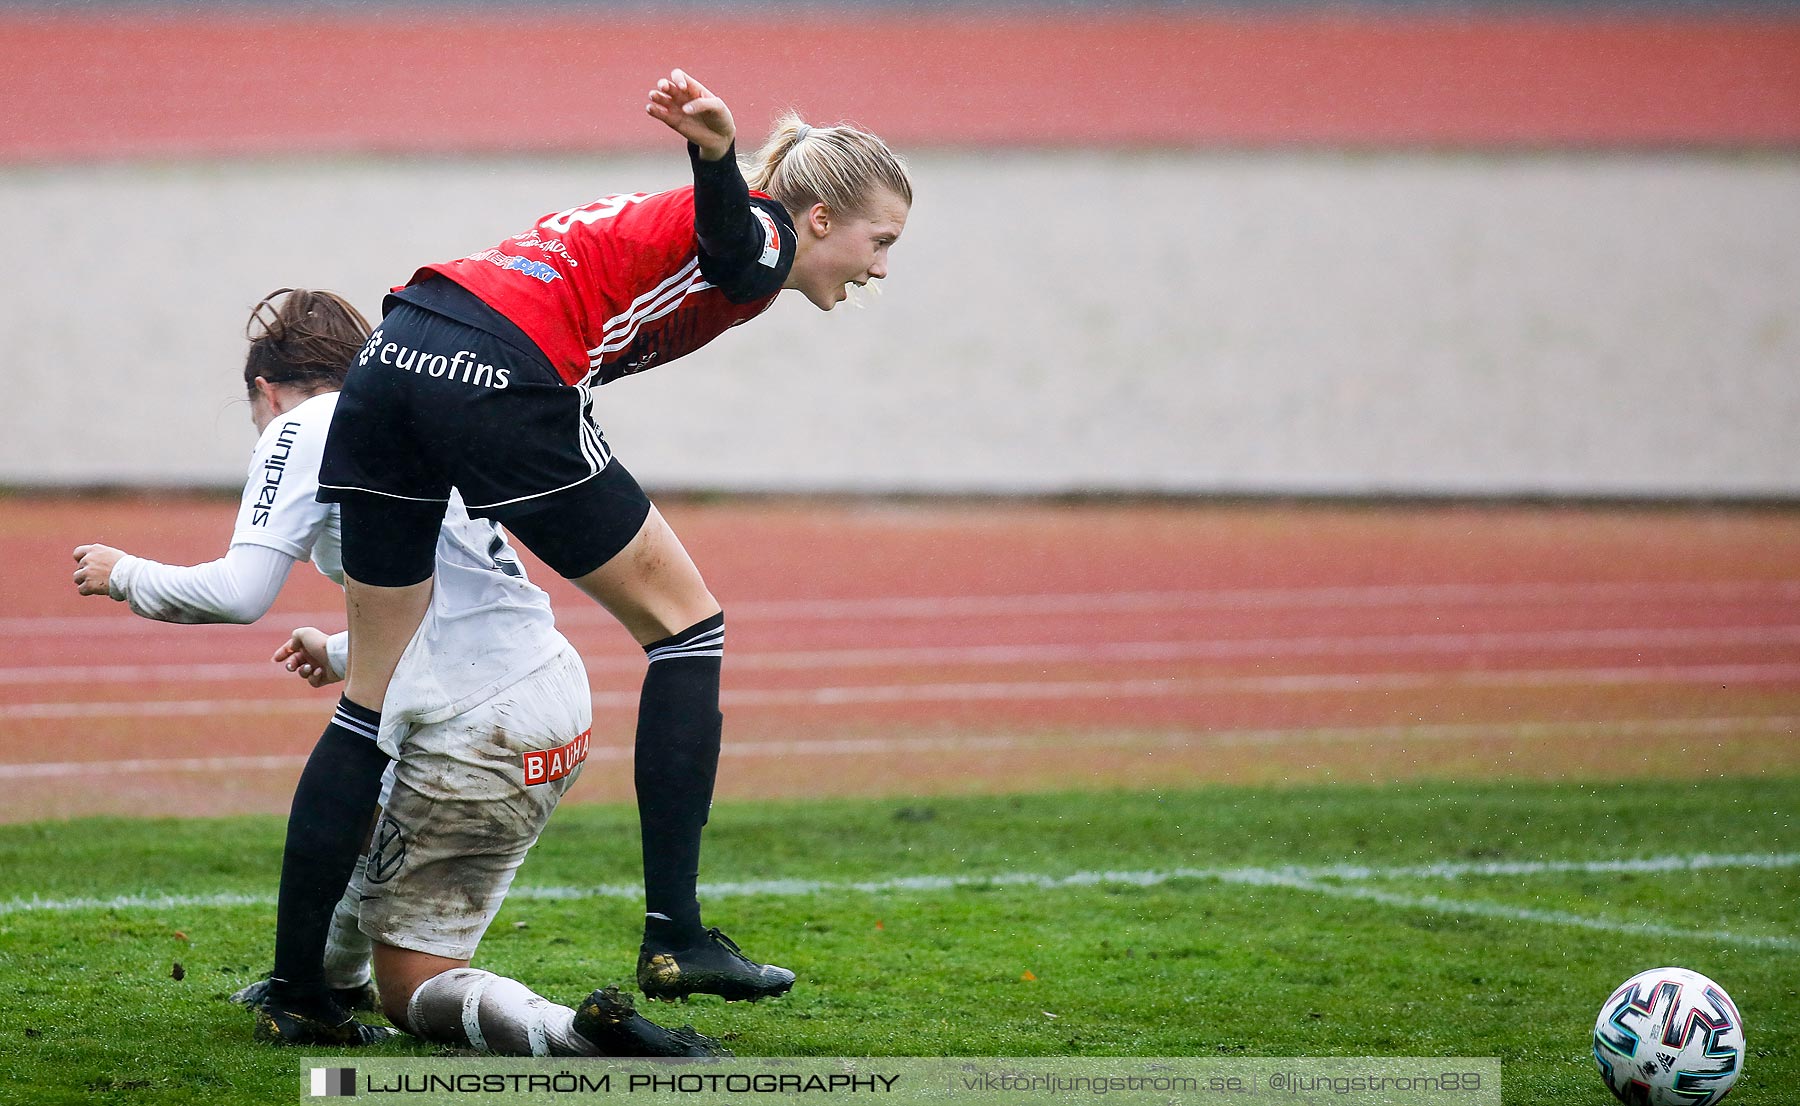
[408,182,794,387]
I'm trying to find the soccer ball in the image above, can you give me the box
[1593,967,1745,1106]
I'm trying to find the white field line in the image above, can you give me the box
[717,664,1800,708]
[7,625,1800,686]
[14,580,1800,637]
[2,715,1792,780]
[7,661,1800,722]
[0,754,313,779]
[1220,874,1800,952]
[4,852,1795,949]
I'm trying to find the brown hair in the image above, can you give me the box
[243,288,371,395]
[744,112,912,220]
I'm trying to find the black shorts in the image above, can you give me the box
[319,299,609,519]
[320,286,652,584]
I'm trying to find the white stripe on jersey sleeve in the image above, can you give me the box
[592,275,716,362]
[594,259,700,350]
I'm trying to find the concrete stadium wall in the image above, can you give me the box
[4,5,1797,497]
[5,151,1797,497]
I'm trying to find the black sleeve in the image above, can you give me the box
[690,142,795,303]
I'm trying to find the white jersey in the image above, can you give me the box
[378,491,567,757]
[146,391,568,756]
[230,392,346,583]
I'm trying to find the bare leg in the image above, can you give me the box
[342,576,434,711]
[567,506,718,645]
[373,942,468,1031]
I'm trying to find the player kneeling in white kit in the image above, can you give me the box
[274,613,719,1057]
[73,288,721,1056]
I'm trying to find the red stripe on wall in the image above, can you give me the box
[3,12,1797,160]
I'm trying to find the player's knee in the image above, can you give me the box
[384,983,417,1032]
[652,599,721,643]
[401,966,486,1040]
[375,946,469,1034]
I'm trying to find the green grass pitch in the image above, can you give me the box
[1,779,1794,1104]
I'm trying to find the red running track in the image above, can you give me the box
[3,12,1798,161]
[3,496,1798,822]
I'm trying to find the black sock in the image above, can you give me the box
[634,613,725,946]
[268,697,390,1010]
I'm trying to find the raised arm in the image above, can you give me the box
[646,69,794,301]
[645,68,734,161]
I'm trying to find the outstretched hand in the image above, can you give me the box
[646,68,735,161]
[273,626,341,688]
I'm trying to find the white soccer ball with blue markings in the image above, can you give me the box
[1593,967,1744,1106]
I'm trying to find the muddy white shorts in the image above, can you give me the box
[356,641,591,960]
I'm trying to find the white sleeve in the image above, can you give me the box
[230,403,333,562]
[326,631,350,683]
[107,544,297,625]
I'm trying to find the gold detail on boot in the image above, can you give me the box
[644,952,682,987]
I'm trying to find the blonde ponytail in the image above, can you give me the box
[744,112,912,219]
